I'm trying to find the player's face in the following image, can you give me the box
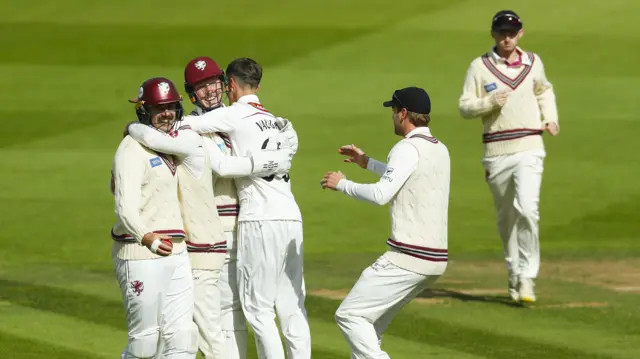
[194,78,224,110]
[149,103,178,133]
[392,107,406,136]
[226,77,239,105]
[492,29,523,53]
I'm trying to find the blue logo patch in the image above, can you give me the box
[149,157,163,168]
[217,143,225,152]
[484,82,498,93]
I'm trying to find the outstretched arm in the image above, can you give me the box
[127,122,201,158]
[204,136,293,178]
[322,142,419,205]
[338,144,387,177]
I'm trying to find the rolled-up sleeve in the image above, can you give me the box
[336,142,418,205]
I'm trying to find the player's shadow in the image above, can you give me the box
[417,288,526,308]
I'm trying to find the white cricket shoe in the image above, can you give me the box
[518,277,536,303]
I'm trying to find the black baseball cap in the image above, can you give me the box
[491,10,522,32]
[383,87,431,115]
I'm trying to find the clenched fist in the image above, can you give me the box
[494,89,512,107]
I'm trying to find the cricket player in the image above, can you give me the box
[181,58,310,359]
[125,66,293,359]
[184,55,249,359]
[458,10,559,302]
[111,77,197,359]
[321,86,450,359]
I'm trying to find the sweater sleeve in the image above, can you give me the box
[458,60,500,119]
[127,123,201,158]
[533,55,559,126]
[113,140,151,244]
[202,137,254,177]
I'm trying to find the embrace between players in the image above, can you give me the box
[110,9,559,359]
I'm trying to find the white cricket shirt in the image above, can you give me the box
[336,127,433,204]
[182,94,302,222]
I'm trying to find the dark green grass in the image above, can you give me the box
[2,0,640,358]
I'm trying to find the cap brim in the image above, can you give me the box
[383,100,396,107]
[128,97,140,104]
[492,25,521,32]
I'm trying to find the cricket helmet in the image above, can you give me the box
[129,77,184,126]
[184,56,227,112]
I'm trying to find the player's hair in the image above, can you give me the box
[226,58,262,89]
[407,111,430,127]
[393,106,430,127]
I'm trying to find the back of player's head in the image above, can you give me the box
[226,58,262,89]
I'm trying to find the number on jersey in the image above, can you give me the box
[261,137,290,182]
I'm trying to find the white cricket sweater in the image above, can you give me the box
[190,107,240,237]
[384,133,450,276]
[458,47,559,157]
[337,128,450,276]
[177,139,227,271]
[111,136,187,260]
[209,132,240,235]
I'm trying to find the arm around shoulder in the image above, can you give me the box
[183,107,237,134]
[127,122,202,158]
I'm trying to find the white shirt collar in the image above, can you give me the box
[489,46,531,66]
[405,126,432,138]
[237,94,260,104]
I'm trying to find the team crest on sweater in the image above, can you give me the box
[484,82,497,93]
[149,157,163,168]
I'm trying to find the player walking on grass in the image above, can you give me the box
[182,58,310,359]
[111,77,196,359]
[458,10,560,303]
[125,69,292,358]
[183,56,250,359]
[321,87,450,359]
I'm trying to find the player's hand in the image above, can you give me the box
[338,144,369,169]
[320,171,345,191]
[276,117,299,156]
[141,232,173,256]
[494,89,512,107]
[543,122,559,136]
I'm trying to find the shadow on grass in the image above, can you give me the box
[418,288,526,308]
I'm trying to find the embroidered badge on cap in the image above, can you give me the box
[149,157,163,168]
[484,82,498,93]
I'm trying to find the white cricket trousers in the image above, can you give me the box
[335,255,440,359]
[482,148,546,279]
[217,231,248,359]
[193,268,224,359]
[114,250,197,359]
[237,220,311,359]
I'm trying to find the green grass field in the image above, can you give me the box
[2,0,640,358]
